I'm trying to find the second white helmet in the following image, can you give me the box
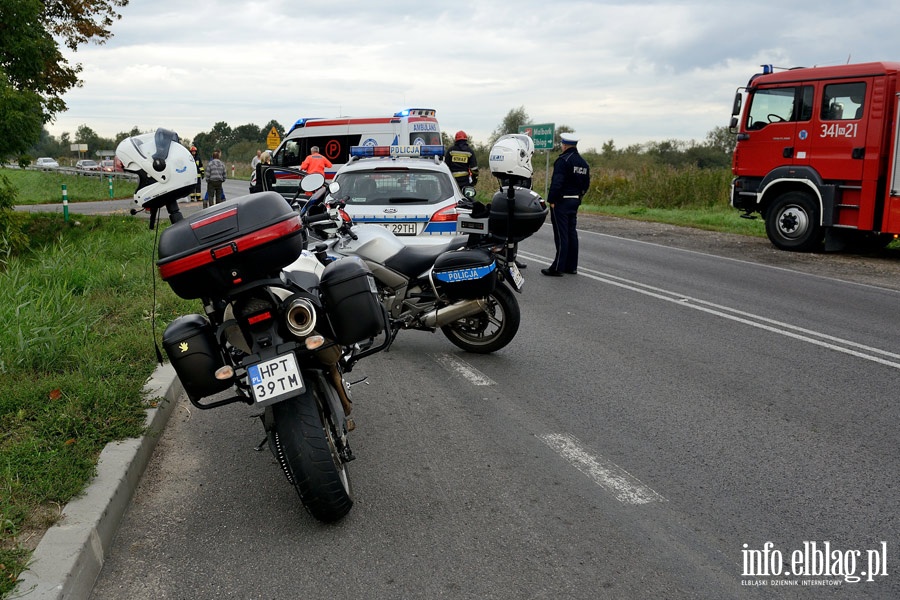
[488,134,535,181]
[116,128,196,210]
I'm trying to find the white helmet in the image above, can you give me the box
[489,134,534,181]
[116,128,196,209]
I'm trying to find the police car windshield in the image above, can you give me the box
[338,170,454,205]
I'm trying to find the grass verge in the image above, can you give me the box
[0,168,136,205]
[584,203,768,238]
[0,213,193,597]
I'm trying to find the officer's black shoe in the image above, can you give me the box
[540,268,563,277]
[564,270,578,275]
[515,260,527,269]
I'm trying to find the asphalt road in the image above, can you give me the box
[87,219,899,599]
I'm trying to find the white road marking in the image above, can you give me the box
[433,353,495,386]
[539,433,666,505]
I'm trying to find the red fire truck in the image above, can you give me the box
[730,61,900,251]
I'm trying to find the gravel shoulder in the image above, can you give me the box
[577,213,900,292]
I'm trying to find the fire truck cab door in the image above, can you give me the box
[798,79,869,182]
[738,84,808,176]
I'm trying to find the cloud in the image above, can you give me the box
[45,0,900,152]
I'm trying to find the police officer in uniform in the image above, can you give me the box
[542,132,591,276]
[446,130,479,190]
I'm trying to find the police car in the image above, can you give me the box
[331,145,463,243]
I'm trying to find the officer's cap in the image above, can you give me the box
[560,133,579,145]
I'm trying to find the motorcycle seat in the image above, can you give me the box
[384,236,467,278]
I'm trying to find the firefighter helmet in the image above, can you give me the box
[116,128,196,210]
[455,130,468,141]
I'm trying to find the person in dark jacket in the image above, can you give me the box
[446,130,479,189]
[542,132,591,277]
[190,146,203,203]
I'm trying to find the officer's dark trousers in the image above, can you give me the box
[549,197,580,273]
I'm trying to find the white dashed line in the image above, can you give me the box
[540,433,666,505]
[433,353,495,386]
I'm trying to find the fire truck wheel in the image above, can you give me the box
[765,191,823,252]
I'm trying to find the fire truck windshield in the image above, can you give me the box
[746,86,814,130]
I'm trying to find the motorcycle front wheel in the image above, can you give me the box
[441,283,521,354]
[270,381,353,523]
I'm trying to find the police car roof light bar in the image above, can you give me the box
[350,145,444,159]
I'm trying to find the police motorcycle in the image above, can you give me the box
[117,129,390,523]
[285,135,547,354]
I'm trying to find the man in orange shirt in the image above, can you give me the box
[300,146,333,176]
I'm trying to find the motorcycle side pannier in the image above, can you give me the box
[319,257,384,345]
[431,249,497,301]
[157,192,304,299]
[488,186,548,242]
[162,314,232,400]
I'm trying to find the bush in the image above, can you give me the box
[586,165,732,209]
[0,174,28,266]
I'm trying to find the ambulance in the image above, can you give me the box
[265,108,442,197]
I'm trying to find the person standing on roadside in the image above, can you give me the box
[446,130,479,190]
[205,150,227,207]
[190,146,204,203]
[542,132,590,277]
[251,149,262,170]
[300,145,333,176]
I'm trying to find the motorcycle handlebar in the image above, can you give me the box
[304,212,334,225]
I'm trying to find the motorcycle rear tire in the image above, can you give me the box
[271,383,353,523]
[441,283,521,354]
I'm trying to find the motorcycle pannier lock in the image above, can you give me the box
[319,257,384,345]
[156,192,305,299]
[162,314,232,400]
[431,248,498,301]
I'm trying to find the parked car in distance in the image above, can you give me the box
[99,158,124,173]
[75,159,100,172]
[35,157,59,170]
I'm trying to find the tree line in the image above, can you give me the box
[26,121,288,166]
[27,106,735,172]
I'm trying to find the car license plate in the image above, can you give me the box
[248,353,304,404]
[381,222,418,235]
[508,262,525,290]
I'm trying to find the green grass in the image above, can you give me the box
[0,214,194,597]
[584,203,768,238]
[0,167,136,205]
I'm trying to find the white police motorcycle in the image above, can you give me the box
[278,135,548,354]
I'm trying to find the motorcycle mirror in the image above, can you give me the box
[301,173,325,193]
[462,186,477,199]
[328,181,341,195]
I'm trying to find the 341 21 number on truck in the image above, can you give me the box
[730,61,900,251]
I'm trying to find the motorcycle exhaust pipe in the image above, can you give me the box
[286,298,317,337]
[422,298,488,328]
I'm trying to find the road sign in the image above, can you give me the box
[266,127,281,150]
[519,123,555,151]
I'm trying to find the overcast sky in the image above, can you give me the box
[47,0,898,152]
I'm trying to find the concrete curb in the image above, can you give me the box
[14,363,181,599]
